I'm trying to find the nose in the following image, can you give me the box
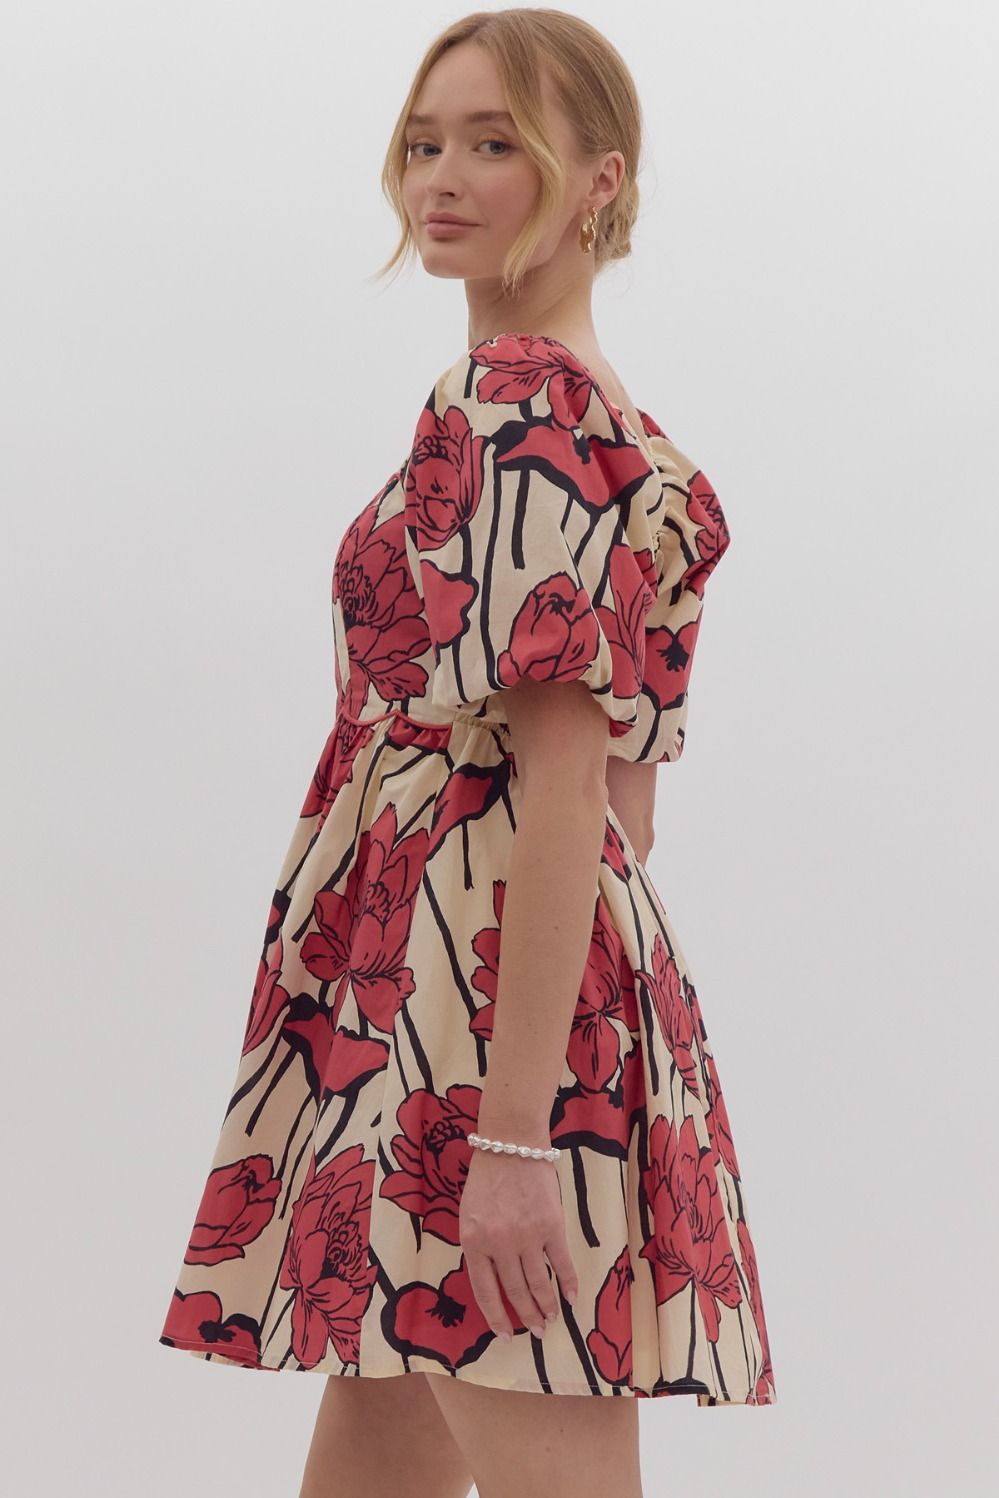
[422,147,465,196]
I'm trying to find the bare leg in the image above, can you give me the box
[423,1373,644,1498]
[297,1370,475,1498]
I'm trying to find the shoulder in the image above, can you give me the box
[443,334,611,416]
[432,332,616,435]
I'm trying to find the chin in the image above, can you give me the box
[420,250,493,281]
[420,261,475,282]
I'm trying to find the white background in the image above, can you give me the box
[2,2,996,1494]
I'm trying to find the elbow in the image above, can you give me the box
[614,808,654,866]
[519,760,608,819]
[515,739,608,810]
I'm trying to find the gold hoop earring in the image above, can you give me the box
[580,206,600,254]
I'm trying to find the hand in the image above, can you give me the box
[459,1141,579,1342]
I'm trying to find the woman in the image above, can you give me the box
[158,9,776,1496]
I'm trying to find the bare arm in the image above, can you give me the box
[604,756,657,864]
[475,678,610,1142]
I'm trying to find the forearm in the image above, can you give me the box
[476,771,609,1140]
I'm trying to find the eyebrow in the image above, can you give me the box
[405,109,516,127]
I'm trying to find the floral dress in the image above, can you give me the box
[158,332,777,1404]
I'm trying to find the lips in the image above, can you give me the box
[426,216,476,226]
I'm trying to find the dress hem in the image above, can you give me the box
[158,1334,775,1406]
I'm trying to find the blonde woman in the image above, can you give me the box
[159,10,777,1496]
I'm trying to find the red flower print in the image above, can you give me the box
[384,715,452,753]
[418,557,477,648]
[278,1143,377,1370]
[552,1042,645,1154]
[685,980,742,1180]
[301,801,429,1032]
[471,335,659,506]
[638,1114,742,1339]
[568,900,630,1092]
[470,336,590,414]
[635,933,702,1099]
[737,1217,776,1397]
[638,408,670,442]
[497,573,600,688]
[405,402,487,549]
[586,1246,634,1387]
[427,760,511,858]
[332,504,431,713]
[680,472,731,600]
[469,334,615,436]
[380,1084,481,1245]
[382,1255,506,1369]
[468,880,504,1034]
[642,614,702,714]
[154,326,775,1402]
[242,930,291,1055]
[183,1155,282,1267]
[470,885,639,1086]
[280,992,390,1101]
[300,729,337,819]
[483,548,641,744]
[595,542,653,704]
[160,1288,265,1367]
[299,717,376,820]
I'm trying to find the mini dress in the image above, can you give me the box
[158,331,777,1404]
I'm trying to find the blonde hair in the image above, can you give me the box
[376,8,645,299]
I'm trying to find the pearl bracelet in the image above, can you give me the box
[467,1131,561,1162]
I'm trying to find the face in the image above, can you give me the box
[402,41,611,285]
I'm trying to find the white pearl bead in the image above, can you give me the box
[466,1130,560,1162]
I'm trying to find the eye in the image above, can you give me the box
[405,139,512,160]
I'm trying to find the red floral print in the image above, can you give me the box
[158,333,775,1405]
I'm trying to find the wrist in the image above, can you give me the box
[473,1114,552,1146]
[469,1130,561,1163]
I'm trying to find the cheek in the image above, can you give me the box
[478,159,538,221]
[401,174,420,223]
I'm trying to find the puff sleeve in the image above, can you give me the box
[616,419,731,764]
[402,333,662,738]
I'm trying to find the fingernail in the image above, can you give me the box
[499,1329,512,1343]
[545,1310,558,1323]
[530,1324,544,1337]
[566,1290,577,1306]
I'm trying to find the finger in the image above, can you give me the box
[492,1250,549,1337]
[464,1247,514,1342]
[520,1246,560,1323]
[543,1226,580,1309]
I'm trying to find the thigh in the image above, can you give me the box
[298,1370,474,1498]
[423,1374,644,1498]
